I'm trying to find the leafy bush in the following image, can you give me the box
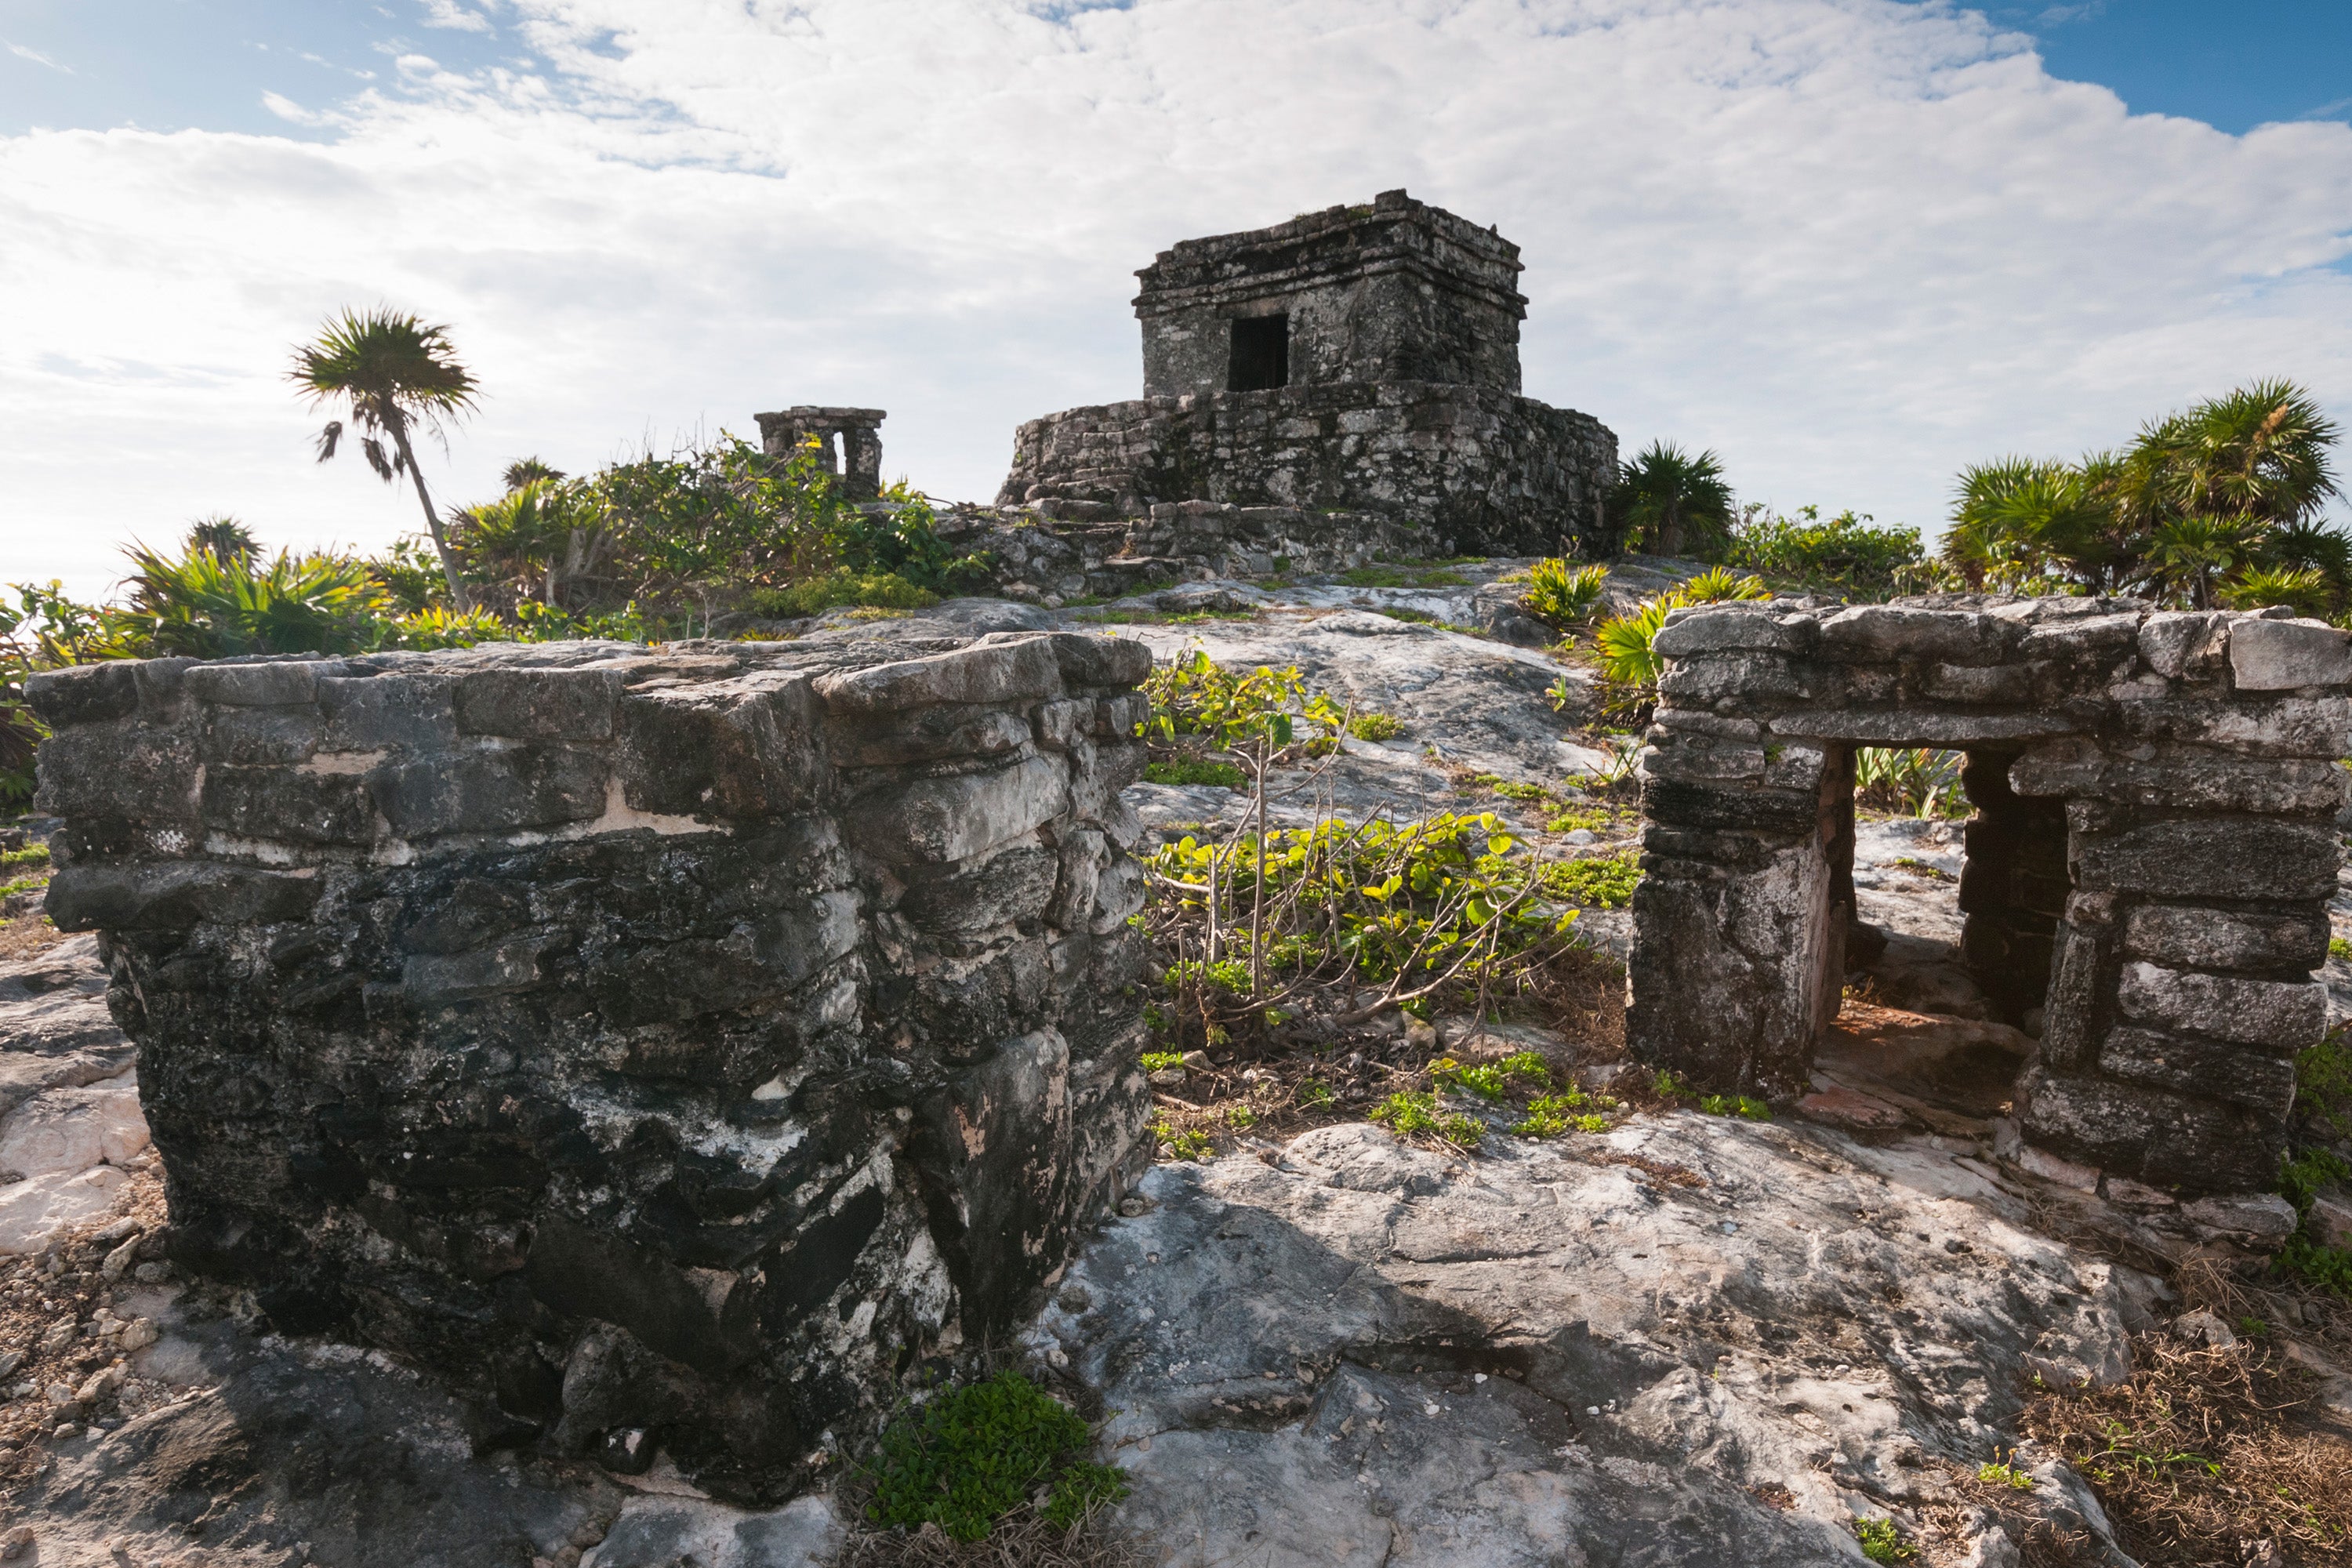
[862,1372,1125,1541]
[1523,560,1609,626]
[119,544,395,659]
[1348,712,1404,741]
[741,570,938,619]
[1852,1515,1915,1563]
[1699,1093,1773,1121]
[1727,505,1924,599]
[1588,570,1766,691]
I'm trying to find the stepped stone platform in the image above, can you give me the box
[1629,595,2352,1198]
[25,628,1156,1502]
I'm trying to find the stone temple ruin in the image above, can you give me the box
[996,190,1620,565]
[756,405,887,501]
[27,630,1154,1501]
[1628,596,2350,1197]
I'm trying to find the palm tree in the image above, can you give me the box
[2133,379,2339,528]
[1610,441,1735,559]
[289,307,481,608]
[184,515,257,561]
[503,457,565,491]
[2149,515,2261,610]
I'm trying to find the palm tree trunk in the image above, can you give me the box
[386,416,473,611]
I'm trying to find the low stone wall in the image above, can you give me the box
[996,381,1618,559]
[934,499,1443,604]
[1628,596,2350,1197]
[28,629,1155,1501]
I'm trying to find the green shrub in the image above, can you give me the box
[1699,1093,1773,1121]
[743,570,938,619]
[1348,712,1403,742]
[1729,505,1924,599]
[1140,1051,1184,1072]
[1512,1094,1610,1138]
[2332,937,2351,963]
[862,1371,1123,1541]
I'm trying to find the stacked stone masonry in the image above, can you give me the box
[27,628,1156,1502]
[999,191,1621,561]
[755,405,886,500]
[1626,596,2350,1198]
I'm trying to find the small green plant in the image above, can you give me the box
[1430,1056,1510,1101]
[1539,853,1642,909]
[1495,1051,1554,1087]
[0,875,41,898]
[1149,1113,1214,1161]
[1512,1094,1610,1138]
[1479,778,1549,802]
[1523,559,1610,626]
[2331,936,2351,963]
[742,568,938,619]
[862,1371,1124,1542]
[1889,856,1953,880]
[1544,805,1617,833]
[1143,758,1247,788]
[2277,1145,2352,1297]
[1348,712,1404,741]
[1224,1104,1258,1130]
[1653,1069,1693,1100]
[1977,1454,2035,1491]
[1697,1094,1773,1121]
[1297,1079,1334,1109]
[1140,1051,1185,1072]
[0,842,50,870]
[1852,1516,1915,1563]
[1857,747,1967,818]
[1370,1091,1485,1149]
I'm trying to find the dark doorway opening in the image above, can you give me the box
[1227,314,1289,392]
[1815,745,2060,1131]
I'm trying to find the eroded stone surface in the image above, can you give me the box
[29,626,1157,1502]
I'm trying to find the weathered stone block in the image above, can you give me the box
[2098,1025,2299,1113]
[2019,1065,2284,1195]
[2017,612,2140,664]
[33,721,199,822]
[369,745,610,838]
[184,659,335,708]
[2120,904,2329,973]
[1639,777,1817,834]
[1816,605,2015,664]
[317,674,460,753]
[2228,616,2352,691]
[615,674,822,821]
[1767,708,2074,746]
[2119,695,2352,757]
[455,666,623,740]
[2074,818,2339,901]
[815,638,1063,714]
[46,862,321,931]
[25,661,139,728]
[1652,611,1818,658]
[2137,613,2227,681]
[849,753,1070,865]
[200,765,375,847]
[2115,961,2324,1047]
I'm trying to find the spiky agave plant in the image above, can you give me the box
[119,542,391,659]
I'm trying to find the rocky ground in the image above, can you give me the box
[5,558,2351,1566]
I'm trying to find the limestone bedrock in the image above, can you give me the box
[27,625,1157,1503]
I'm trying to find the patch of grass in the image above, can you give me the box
[861,1372,1124,1543]
[1223,1104,1258,1131]
[2021,1333,2352,1564]
[1369,1091,1485,1149]
[1164,608,1255,624]
[1538,853,1642,909]
[1149,1115,1214,1162]
[1338,564,1468,589]
[0,843,49,871]
[2331,936,2351,962]
[1477,777,1549,803]
[1142,759,1245,788]
[2298,1025,2352,1143]
[1851,1516,1915,1563]
[1889,856,1953,882]
[1297,1079,1334,1109]
[1430,1056,1510,1100]
[1139,1051,1184,1073]
[1543,806,1620,833]
[2278,1146,2352,1297]
[1347,713,1403,741]
[1698,1093,1772,1122]
[0,876,42,898]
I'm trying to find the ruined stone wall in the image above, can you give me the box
[996,382,1617,559]
[1629,597,2349,1196]
[27,630,1155,1501]
[1135,191,1527,398]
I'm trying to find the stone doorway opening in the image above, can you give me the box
[1816,744,2064,1135]
[1626,596,2347,1198]
[1227,312,1289,391]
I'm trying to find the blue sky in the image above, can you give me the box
[4,0,2350,599]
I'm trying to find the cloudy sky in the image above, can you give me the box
[4,0,2350,601]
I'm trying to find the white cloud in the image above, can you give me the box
[419,0,496,31]
[3,0,2350,601]
[5,41,71,72]
[260,92,320,124]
